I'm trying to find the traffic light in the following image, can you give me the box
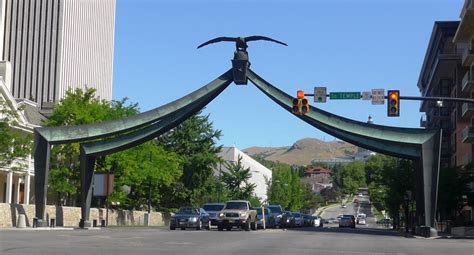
[387,90,400,117]
[292,98,300,114]
[301,98,310,114]
[292,90,310,115]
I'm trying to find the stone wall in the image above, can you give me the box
[0,203,169,228]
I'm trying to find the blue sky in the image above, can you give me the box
[113,0,463,149]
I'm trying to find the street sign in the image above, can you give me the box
[329,92,361,100]
[362,91,371,100]
[371,89,385,105]
[314,87,327,103]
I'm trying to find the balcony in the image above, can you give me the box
[454,0,474,43]
[420,115,427,127]
[462,47,474,66]
[462,102,474,118]
[462,71,474,92]
[462,126,474,143]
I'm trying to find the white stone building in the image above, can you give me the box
[217,147,272,203]
[0,76,44,204]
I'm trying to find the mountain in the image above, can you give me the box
[243,138,357,166]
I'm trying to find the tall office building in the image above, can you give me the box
[0,0,115,108]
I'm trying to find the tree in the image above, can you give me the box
[0,96,32,169]
[156,112,223,208]
[45,88,140,205]
[220,156,256,201]
[437,166,474,225]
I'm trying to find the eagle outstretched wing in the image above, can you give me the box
[197,37,237,49]
[245,36,288,46]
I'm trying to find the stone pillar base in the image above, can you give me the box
[35,219,49,228]
[79,219,92,228]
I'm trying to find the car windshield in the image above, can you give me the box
[225,202,248,210]
[203,204,224,211]
[267,205,282,213]
[177,208,198,215]
[256,208,269,215]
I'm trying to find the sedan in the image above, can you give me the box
[170,207,211,230]
[280,212,295,228]
[339,216,356,228]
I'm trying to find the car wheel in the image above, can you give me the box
[226,226,232,231]
[251,221,257,231]
[205,221,211,230]
[244,220,251,231]
[181,227,186,230]
[196,220,202,230]
[217,224,224,231]
[170,226,176,230]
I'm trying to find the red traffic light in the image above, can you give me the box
[297,90,305,99]
[387,90,400,117]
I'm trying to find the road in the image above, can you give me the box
[321,196,380,229]
[1,227,473,255]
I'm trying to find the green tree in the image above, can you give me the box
[0,96,32,169]
[220,156,256,200]
[45,88,139,205]
[156,112,222,208]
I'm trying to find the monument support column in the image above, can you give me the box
[33,132,51,227]
[79,147,96,228]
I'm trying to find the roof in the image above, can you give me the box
[305,166,332,174]
[19,100,47,126]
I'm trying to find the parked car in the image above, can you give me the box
[339,215,356,228]
[357,218,366,225]
[280,211,295,228]
[312,216,323,227]
[217,200,257,231]
[266,205,284,228]
[253,207,275,229]
[170,207,211,230]
[292,212,304,227]
[202,203,225,226]
[302,214,313,227]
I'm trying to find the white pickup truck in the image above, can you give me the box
[217,200,257,231]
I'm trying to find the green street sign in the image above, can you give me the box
[329,92,361,100]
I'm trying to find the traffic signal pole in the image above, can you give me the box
[303,93,474,104]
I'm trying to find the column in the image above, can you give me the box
[24,172,30,205]
[5,171,12,204]
[14,175,20,204]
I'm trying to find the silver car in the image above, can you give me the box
[203,203,225,226]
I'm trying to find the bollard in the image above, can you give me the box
[32,218,38,228]
[50,218,56,228]
[93,220,97,227]
[17,214,26,228]
[144,213,150,226]
[101,219,106,227]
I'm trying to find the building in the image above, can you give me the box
[217,147,272,202]
[0,0,115,109]
[0,0,116,206]
[418,21,464,168]
[418,0,474,221]
[302,166,333,193]
[0,77,44,205]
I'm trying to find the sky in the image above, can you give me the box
[113,0,464,149]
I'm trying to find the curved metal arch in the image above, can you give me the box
[247,69,437,159]
[36,69,234,144]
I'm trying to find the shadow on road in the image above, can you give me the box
[283,226,414,238]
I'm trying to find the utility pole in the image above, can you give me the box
[148,151,152,214]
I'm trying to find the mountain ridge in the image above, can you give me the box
[243,138,357,166]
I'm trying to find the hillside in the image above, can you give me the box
[243,138,357,166]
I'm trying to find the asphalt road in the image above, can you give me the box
[321,196,380,229]
[1,227,473,255]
